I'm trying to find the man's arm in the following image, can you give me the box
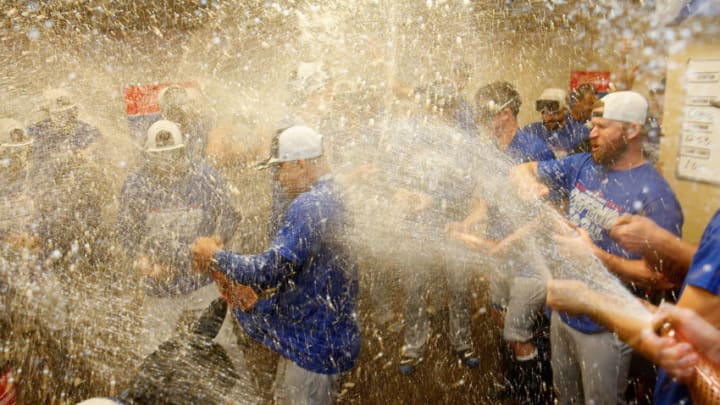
[548,279,720,381]
[589,244,674,289]
[509,161,550,200]
[191,236,295,289]
[555,226,675,289]
[611,215,696,283]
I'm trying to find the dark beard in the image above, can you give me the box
[592,140,627,166]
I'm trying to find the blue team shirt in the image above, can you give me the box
[116,162,238,297]
[28,119,102,160]
[523,114,590,159]
[486,128,555,241]
[214,176,360,374]
[654,209,720,405]
[538,153,683,333]
[506,127,556,164]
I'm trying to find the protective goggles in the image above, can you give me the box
[535,100,561,113]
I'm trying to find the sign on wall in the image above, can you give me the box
[570,71,611,93]
[676,58,720,185]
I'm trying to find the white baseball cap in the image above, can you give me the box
[145,120,185,153]
[536,88,568,112]
[261,125,323,167]
[596,91,648,124]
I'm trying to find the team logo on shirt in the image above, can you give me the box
[567,182,621,241]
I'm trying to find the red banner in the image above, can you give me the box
[123,81,199,116]
[570,71,611,92]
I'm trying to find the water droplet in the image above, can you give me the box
[632,200,643,211]
[28,27,40,40]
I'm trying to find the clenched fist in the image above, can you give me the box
[191,236,222,274]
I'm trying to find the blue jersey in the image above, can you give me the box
[654,209,720,405]
[538,153,683,333]
[523,114,590,159]
[506,127,556,164]
[28,119,101,160]
[486,128,555,241]
[117,162,238,297]
[215,176,360,374]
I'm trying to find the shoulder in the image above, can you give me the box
[291,179,340,215]
[521,121,544,134]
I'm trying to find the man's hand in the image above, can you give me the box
[553,226,595,259]
[641,303,720,381]
[546,279,593,316]
[191,236,222,274]
[210,270,258,311]
[610,215,658,254]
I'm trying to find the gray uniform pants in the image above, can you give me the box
[273,357,339,405]
[490,275,547,342]
[550,311,633,405]
[401,247,473,359]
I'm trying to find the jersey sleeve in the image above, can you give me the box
[684,210,720,294]
[537,154,583,196]
[213,191,325,289]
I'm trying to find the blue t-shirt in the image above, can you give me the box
[116,162,238,297]
[654,209,720,405]
[28,118,102,160]
[523,114,590,159]
[215,176,360,374]
[538,153,683,333]
[506,127,556,164]
[486,128,555,241]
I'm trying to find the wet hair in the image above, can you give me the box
[474,81,522,117]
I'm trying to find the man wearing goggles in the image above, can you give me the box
[523,88,590,159]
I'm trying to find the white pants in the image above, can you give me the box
[273,357,339,405]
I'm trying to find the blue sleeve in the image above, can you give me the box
[214,248,295,289]
[643,191,684,237]
[537,155,580,195]
[530,142,555,162]
[684,210,720,294]
[214,193,323,289]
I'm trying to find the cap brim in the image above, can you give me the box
[255,157,281,170]
[147,144,186,153]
